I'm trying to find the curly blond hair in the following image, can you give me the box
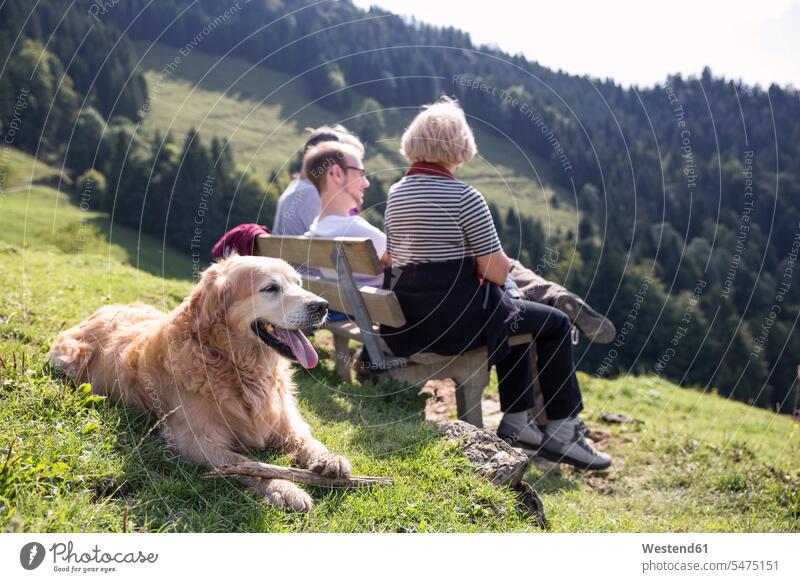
[400,96,477,167]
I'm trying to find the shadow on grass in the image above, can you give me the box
[94,406,310,533]
[39,360,546,532]
[42,368,260,532]
[79,365,434,532]
[87,217,196,282]
[295,365,439,461]
[524,464,583,495]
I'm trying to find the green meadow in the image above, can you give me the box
[135,41,577,237]
[0,149,797,532]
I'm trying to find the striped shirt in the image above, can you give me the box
[385,172,503,266]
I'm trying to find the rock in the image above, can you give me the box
[514,481,548,528]
[439,421,547,527]
[439,420,530,486]
[600,412,643,425]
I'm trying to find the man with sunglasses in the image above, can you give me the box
[303,141,389,288]
[273,125,365,236]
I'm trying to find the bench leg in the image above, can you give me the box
[332,333,352,383]
[454,375,485,428]
[450,351,490,428]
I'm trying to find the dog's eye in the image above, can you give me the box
[261,283,279,293]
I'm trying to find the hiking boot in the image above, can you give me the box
[497,418,544,454]
[553,292,616,344]
[540,417,612,470]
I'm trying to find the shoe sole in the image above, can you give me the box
[537,446,612,471]
[554,295,616,344]
[497,433,542,455]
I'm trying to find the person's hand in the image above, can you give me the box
[476,250,510,285]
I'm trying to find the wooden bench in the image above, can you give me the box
[255,234,533,428]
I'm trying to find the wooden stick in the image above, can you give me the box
[202,461,393,488]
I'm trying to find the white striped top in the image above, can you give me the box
[385,174,503,266]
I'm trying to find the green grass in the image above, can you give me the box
[0,172,194,280]
[0,251,537,532]
[1,250,796,533]
[532,375,799,531]
[0,145,62,193]
[0,182,797,532]
[135,41,577,236]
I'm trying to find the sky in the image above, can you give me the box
[351,0,800,89]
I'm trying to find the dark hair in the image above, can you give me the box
[304,128,340,151]
[303,125,365,154]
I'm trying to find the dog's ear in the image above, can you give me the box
[187,262,230,330]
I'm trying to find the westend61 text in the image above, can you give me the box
[642,543,708,554]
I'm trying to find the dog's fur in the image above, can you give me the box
[48,255,351,511]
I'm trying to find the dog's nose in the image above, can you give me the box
[307,300,328,315]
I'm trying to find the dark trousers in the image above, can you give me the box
[497,299,584,420]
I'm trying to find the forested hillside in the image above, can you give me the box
[2,0,799,413]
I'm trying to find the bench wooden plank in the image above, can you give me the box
[305,277,406,327]
[325,320,376,339]
[406,333,533,364]
[326,320,532,365]
[255,235,383,276]
[325,320,394,355]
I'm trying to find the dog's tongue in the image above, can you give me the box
[273,327,318,368]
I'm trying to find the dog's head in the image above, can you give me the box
[188,255,328,368]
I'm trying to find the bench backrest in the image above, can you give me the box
[256,235,383,276]
[254,235,406,328]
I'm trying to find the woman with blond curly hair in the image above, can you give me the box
[382,96,610,470]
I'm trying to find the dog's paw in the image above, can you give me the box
[263,479,314,512]
[308,452,352,478]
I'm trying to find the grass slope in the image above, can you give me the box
[0,249,537,533]
[0,169,797,532]
[0,145,62,191]
[135,41,576,236]
[0,150,194,280]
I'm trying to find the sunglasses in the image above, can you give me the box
[344,165,366,177]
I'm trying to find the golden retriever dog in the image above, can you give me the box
[48,255,351,512]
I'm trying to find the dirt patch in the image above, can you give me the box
[582,472,615,495]
[420,379,504,429]
[585,427,613,450]
[420,378,457,424]
[482,392,503,429]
